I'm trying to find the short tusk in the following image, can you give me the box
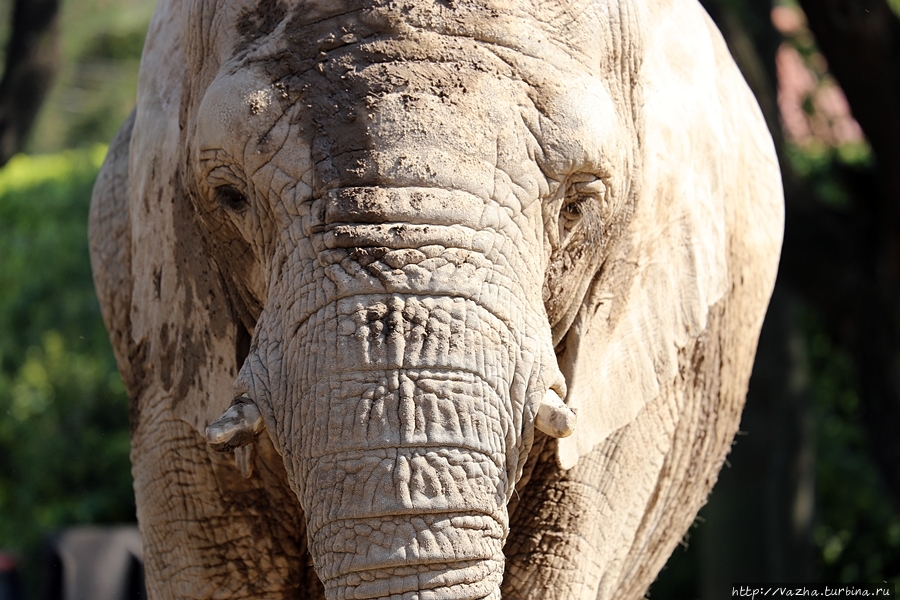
[534,388,577,438]
[206,395,266,453]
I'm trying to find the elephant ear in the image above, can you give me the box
[90,109,137,391]
[555,1,746,470]
[91,0,239,435]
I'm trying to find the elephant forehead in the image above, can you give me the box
[196,0,644,123]
[209,0,642,72]
[194,54,627,198]
[189,0,640,223]
[193,64,532,204]
[329,65,628,199]
[311,62,546,199]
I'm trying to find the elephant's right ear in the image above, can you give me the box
[90,0,242,435]
[555,0,782,469]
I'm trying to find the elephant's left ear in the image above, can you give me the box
[555,0,783,469]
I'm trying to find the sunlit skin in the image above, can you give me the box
[89,1,782,598]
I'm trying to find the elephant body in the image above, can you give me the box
[89,1,783,598]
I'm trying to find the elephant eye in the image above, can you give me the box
[559,196,585,247]
[214,185,249,212]
[561,197,583,220]
[559,175,608,247]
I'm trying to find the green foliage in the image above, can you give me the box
[0,148,134,590]
[775,0,900,582]
[79,26,147,61]
[890,0,900,19]
[804,315,900,585]
[0,147,110,360]
[786,143,873,209]
[25,0,154,154]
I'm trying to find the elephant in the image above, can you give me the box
[88,0,783,598]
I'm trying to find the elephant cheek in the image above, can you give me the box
[278,295,517,599]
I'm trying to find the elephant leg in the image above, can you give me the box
[504,304,740,600]
[132,401,324,599]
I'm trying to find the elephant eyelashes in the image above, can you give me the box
[561,198,583,220]
[214,185,249,212]
[559,176,607,246]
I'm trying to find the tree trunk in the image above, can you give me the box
[0,0,61,166]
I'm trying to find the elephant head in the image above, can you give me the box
[89,0,782,598]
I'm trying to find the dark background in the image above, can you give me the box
[0,0,898,598]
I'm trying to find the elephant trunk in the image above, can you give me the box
[295,294,513,600]
[216,188,565,599]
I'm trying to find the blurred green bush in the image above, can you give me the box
[0,147,134,591]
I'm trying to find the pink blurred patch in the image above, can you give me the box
[0,552,17,572]
[771,5,805,35]
[772,6,864,148]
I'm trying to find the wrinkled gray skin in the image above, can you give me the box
[89,0,783,598]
